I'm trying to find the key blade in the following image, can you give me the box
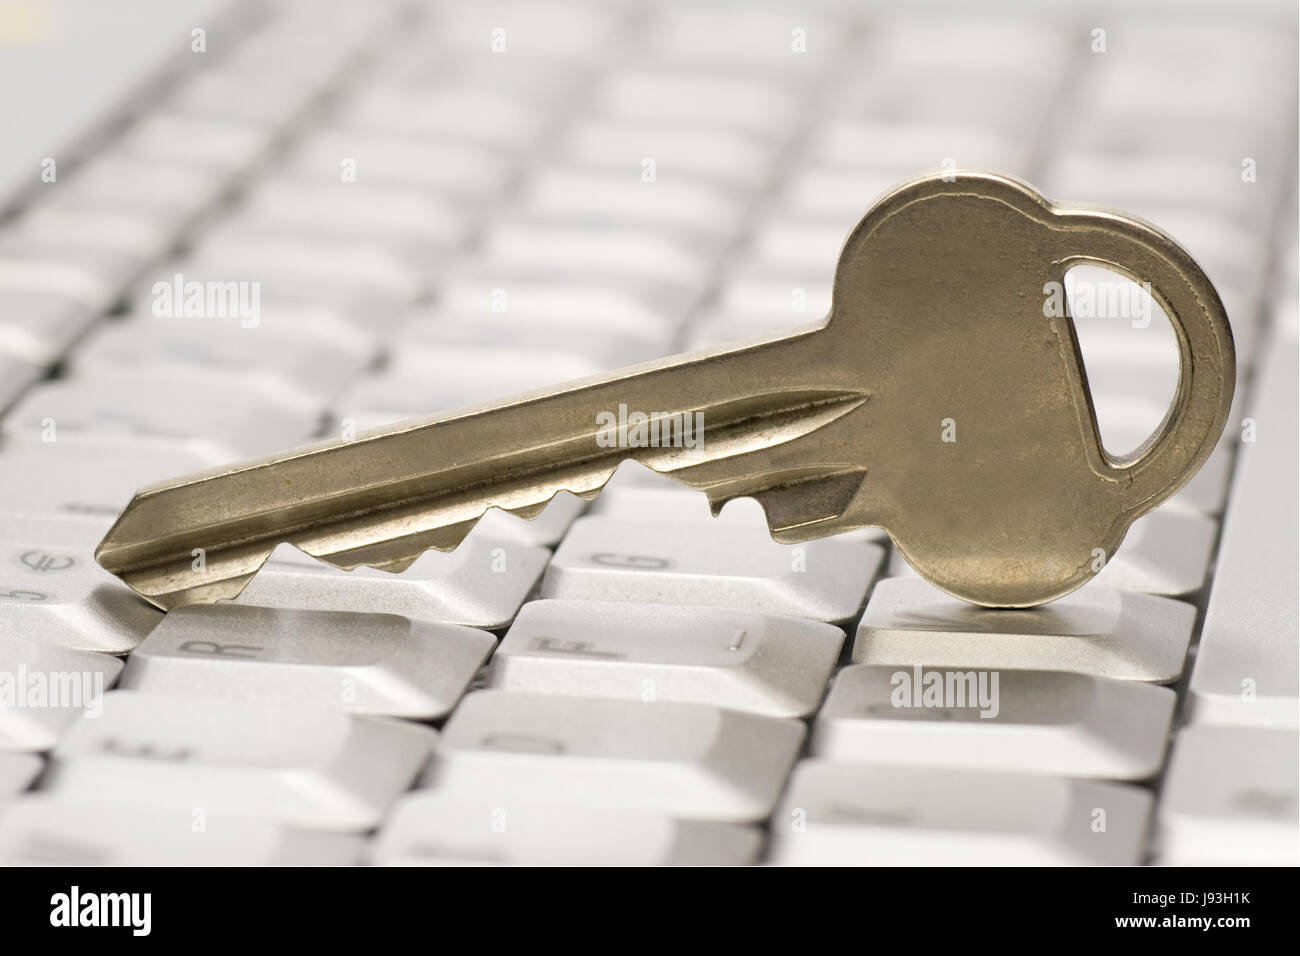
[94,329,868,609]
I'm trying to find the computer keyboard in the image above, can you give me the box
[0,0,1296,866]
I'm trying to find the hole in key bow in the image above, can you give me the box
[1063,263,1179,459]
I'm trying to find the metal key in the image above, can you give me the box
[93,172,1235,609]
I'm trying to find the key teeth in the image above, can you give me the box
[505,501,550,521]
[705,469,869,540]
[126,551,274,612]
[103,468,619,606]
[297,519,478,573]
[294,487,597,576]
[363,554,422,574]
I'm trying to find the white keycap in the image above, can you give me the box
[3,377,320,460]
[865,70,1053,140]
[51,156,228,219]
[396,308,668,369]
[521,167,745,237]
[742,219,855,273]
[544,516,882,622]
[340,85,544,149]
[478,221,716,288]
[112,263,387,354]
[199,275,407,338]
[122,604,494,719]
[116,114,273,170]
[813,119,1028,173]
[595,72,798,137]
[226,18,379,86]
[716,272,834,323]
[1102,20,1293,76]
[228,10,384,79]
[336,343,606,419]
[12,203,180,262]
[814,665,1174,779]
[193,225,428,302]
[237,177,465,249]
[644,7,838,70]
[1190,326,1299,726]
[0,290,98,366]
[0,445,220,527]
[0,638,123,751]
[0,522,161,654]
[1156,727,1298,866]
[286,128,512,196]
[375,41,586,96]
[0,797,364,866]
[0,240,140,305]
[558,119,773,188]
[373,794,761,866]
[0,513,110,548]
[436,272,681,342]
[1063,109,1276,189]
[1044,154,1257,226]
[72,361,340,428]
[1084,56,1287,135]
[71,315,376,406]
[0,753,41,795]
[234,539,549,629]
[780,166,914,223]
[769,761,1152,865]
[854,577,1195,683]
[490,600,844,718]
[164,69,320,128]
[125,268,388,349]
[409,2,619,59]
[872,14,1068,78]
[423,690,804,823]
[43,692,435,830]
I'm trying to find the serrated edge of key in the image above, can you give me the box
[98,388,870,610]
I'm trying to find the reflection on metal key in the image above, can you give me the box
[94,172,1235,608]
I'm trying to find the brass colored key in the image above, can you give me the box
[94,172,1235,609]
